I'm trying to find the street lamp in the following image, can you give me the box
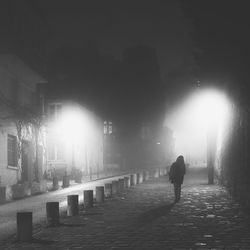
[57,106,93,178]
[165,87,230,184]
[192,89,229,184]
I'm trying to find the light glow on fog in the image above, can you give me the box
[49,106,95,144]
[165,88,230,167]
[59,107,91,142]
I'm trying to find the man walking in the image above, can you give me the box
[169,155,186,202]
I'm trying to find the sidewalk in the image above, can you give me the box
[3,169,250,249]
[0,173,130,242]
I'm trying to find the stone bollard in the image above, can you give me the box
[112,180,119,195]
[52,177,59,190]
[96,186,105,203]
[139,173,143,183]
[136,173,140,184]
[105,183,112,197]
[67,195,79,216]
[144,170,149,181]
[84,190,93,208]
[133,174,137,185]
[136,173,143,184]
[159,168,162,176]
[160,168,164,176]
[158,168,162,176]
[164,167,168,175]
[62,175,70,188]
[130,174,134,186]
[118,178,125,193]
[154,169,160,178]
[130,174,137,186]
[124,177,130,188]
[0,186,6,204]
[149,170,153,179]
[46,202,60,226]
[17,212,32,241]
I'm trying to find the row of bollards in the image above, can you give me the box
[16,168,166,242]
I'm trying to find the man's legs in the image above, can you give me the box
[177,184,181,201]
[174,183,181,202]
[174,183,178,202]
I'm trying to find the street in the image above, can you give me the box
[0,2,250,249]
[2,168,250,249]
[0,174,129,243]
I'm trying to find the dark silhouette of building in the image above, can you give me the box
[0,1,48,199]
[181,0,250,210]
[0,0,49,77]
[121,45,164,124]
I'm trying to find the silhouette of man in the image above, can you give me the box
[169,155,186,202]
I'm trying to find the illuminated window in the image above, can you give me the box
[104,121,112,135]
[104,121,108,134]
[108,122,112,134]
[8,135,17,167]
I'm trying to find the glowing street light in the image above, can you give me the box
[48,104,95,177]
[193,89,229,184]
[190,89,228,133]
[165,87,230,184]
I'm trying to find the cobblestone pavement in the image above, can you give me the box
[3,169,250,250]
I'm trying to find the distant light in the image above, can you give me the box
[156,142,161,145]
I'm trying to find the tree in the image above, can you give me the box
[0,88,44,182]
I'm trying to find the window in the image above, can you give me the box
[8,135,17,167]
[48,103,62,121]
[104,121,108,134]
[48,104,56,120]
[108,122,113,134]
[104,121,112,135]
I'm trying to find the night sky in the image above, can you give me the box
[36,0,193,126]
[36,0,250,126]
[39,1,192,69]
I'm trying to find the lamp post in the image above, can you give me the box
[207,127,215,184]
[166,87,229,185]
[197,89,225,184]
[71,137,75,170]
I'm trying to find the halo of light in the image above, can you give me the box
[165,88,230,167]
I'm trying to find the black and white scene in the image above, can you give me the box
[1,0,250,249]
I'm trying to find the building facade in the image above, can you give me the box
[0,55,47,198]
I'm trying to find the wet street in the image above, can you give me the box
[2,168,250,249]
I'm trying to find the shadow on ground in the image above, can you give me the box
[13,237,55,245]
[46,222,85,228]
[136,203,175,227]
